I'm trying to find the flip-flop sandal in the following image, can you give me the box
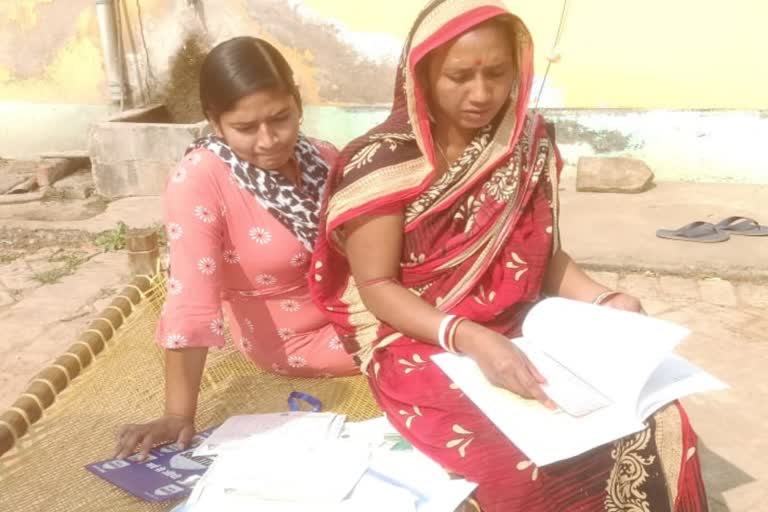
[715,216,768,236]
[656,221,730,243]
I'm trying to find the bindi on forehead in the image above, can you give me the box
[443,54,509,74]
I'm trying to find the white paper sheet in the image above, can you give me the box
[636,354,727,419]
[201,439,370,503]
[193,412,345,457]
[523,298,691,403]
[432,351,644,466]
[432,347,726,466]
[185,416,477,512]
[512,337,612,417]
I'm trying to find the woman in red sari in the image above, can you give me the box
[311,1,707,510]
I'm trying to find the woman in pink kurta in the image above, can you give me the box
[157,141,354,375]
[114,36,355,460]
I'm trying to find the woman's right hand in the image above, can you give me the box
[456,322,556,409]
[113,415,195,460]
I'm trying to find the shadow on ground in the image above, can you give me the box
[700,441,755,511]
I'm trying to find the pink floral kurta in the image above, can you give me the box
[156,140,356,377]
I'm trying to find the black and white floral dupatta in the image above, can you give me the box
[186,134,329,252]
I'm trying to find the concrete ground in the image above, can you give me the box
[2,179,766,275]
[0,179,766,511]
[583,269,767,512]
[560,176,768,280]
[0,251,131,409]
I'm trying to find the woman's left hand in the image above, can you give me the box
[602,292,645,314]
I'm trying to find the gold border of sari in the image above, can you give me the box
[653,404,685,510]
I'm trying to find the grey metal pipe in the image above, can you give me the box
[95,0,125,104]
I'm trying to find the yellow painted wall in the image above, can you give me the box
[2,0,52,29]
[0,0,325,106]
[0,0,172,104]
[0,1,103,103]
[1,0,766,109]
[541,0,768,109]
[296,0,768,109]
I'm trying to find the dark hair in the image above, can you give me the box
[199,37,302,121]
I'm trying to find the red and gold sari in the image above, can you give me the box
[311,1,707,510]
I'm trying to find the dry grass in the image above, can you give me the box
[156,31,210,123]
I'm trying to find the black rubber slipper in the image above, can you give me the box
[715,216,768,236]
[656,221,730,243]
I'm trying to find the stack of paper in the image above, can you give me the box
[179,414,476,512]
[193,412,346,457]
[357,441,478,512]
[188,439,371,506]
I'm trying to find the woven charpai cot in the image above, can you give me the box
[0,271,382,512]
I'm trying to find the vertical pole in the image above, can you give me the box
[95,0,126,104]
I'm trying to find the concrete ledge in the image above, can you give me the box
[107,104,172,123]
[88,107,209,199]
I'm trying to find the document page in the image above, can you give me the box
[513,337,612,417]
[193,412,345,457]
[522,298,690,403]
[635,355,727,420]
[200,439,370,503]
[432,351,644,466]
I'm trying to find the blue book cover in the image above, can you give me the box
[85,428,215,502]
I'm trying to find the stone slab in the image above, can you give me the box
[576,156,654,193]
[88,119,208,198]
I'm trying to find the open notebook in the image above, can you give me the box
[432,297,726,466]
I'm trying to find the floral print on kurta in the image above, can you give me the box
[156,141,356,377]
